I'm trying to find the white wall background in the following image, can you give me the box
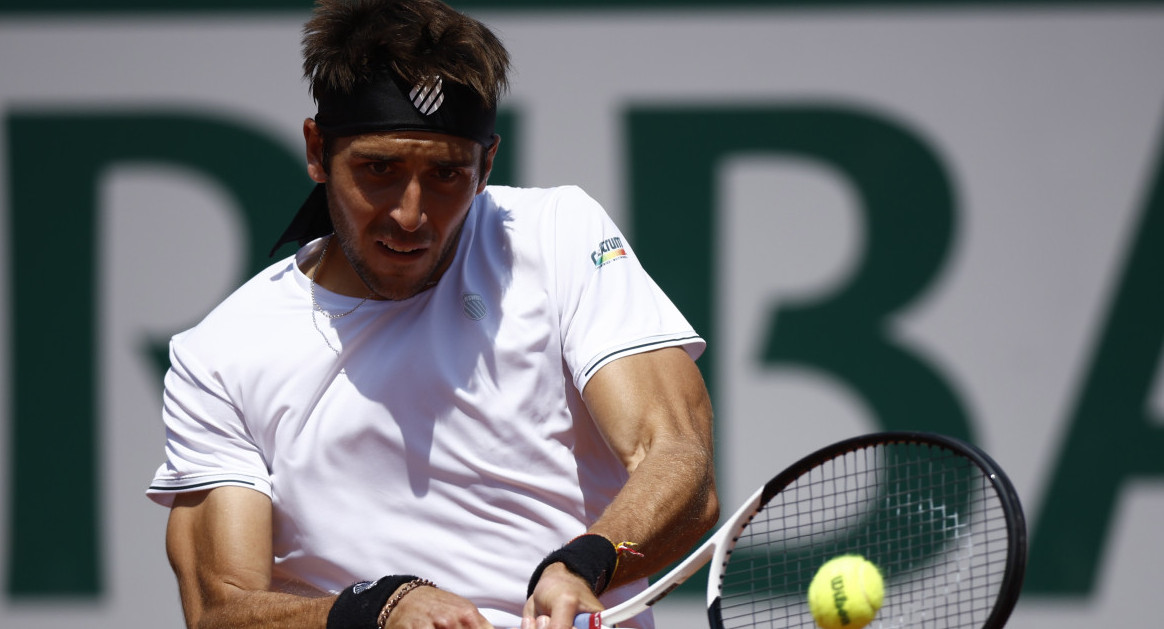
[2,5,1163,628]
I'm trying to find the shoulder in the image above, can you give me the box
[471,185,616,262]
[477,185,613,238]
[172,253,304,350]
[480,184,604,215]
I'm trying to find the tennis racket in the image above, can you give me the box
[574,431,1027,629]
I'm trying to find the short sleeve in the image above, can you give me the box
[146,334,271,507]
[552,186,705,392]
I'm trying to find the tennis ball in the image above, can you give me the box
[807,555,884,629]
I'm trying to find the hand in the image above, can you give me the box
[522,563,603,629]
[386,584,493,629]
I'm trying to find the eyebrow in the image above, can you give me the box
[350,149,476,169]
[350,150,403,162]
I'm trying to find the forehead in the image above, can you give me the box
[340,130,482,162]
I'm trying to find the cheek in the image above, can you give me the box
[329,180,383,222]
[429,195,476,233]
[325,183,373,234]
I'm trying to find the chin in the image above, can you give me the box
[369,276,436,301]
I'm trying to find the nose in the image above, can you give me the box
[391,176,427,232]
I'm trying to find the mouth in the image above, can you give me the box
[377,240,428,258]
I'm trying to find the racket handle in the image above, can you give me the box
[573,612,600,629]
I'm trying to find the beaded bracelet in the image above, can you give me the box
[328,576,417,629]
[376,578,437,629]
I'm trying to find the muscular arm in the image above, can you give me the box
[525,346,719,628]
[584,346,719,583]
[166,487,333,629]
[169,487,494,629]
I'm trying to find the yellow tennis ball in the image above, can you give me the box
[807,555,884,629]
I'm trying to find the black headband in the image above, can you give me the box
[315,69,497,145]
[269,183,332,257]
[269,69,498,256]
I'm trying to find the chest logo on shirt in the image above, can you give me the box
[463,292,488,320]
[590,236,627,268]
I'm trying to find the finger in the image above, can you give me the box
[547,596,584,629]
[521,598,537,629]
[389,586,491,629]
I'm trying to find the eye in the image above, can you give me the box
[367,161,392,175]
[433,168,461,182]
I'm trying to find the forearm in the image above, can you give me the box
[183,573,489,629]
[525,347,718,627]
[587,435,719,586]
[187,589,334,629]
[577,347,720,587]
[167,488,337,629]
[521,434,717,629]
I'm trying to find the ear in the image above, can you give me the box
[476,134,501,194]
[304,118,328,183]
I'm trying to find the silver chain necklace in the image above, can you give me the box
[310,235,374,357]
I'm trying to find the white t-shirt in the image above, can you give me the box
[148,185,704,627]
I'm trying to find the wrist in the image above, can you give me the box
[327,575,418,629]
[376,578,437,629]
[527,534,619,597]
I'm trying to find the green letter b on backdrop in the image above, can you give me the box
[628,105,972,442]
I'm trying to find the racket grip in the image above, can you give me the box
[573,612,598,629]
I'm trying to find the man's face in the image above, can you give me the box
[305,121,496,301]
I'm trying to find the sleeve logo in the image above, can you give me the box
[590,236,627,268]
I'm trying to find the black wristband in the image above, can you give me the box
[527,534,618,598]
[327,575,418,629]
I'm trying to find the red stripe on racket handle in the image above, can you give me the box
[573,612,601,629]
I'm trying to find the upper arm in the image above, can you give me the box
[581,346,713,473]
[166,487,274,628]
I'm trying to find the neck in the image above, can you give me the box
[307,236,375,299]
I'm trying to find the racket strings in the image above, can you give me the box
[716,442,1013,629]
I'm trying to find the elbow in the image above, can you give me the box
[689,467,719,537]
[699,482,721,535]
[698,435,719,534]
[684,429,719,536]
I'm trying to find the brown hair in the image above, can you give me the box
[302,0,510,108]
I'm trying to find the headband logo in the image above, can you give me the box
[409,76,445,115]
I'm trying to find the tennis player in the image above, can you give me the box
[147,2,718,629]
